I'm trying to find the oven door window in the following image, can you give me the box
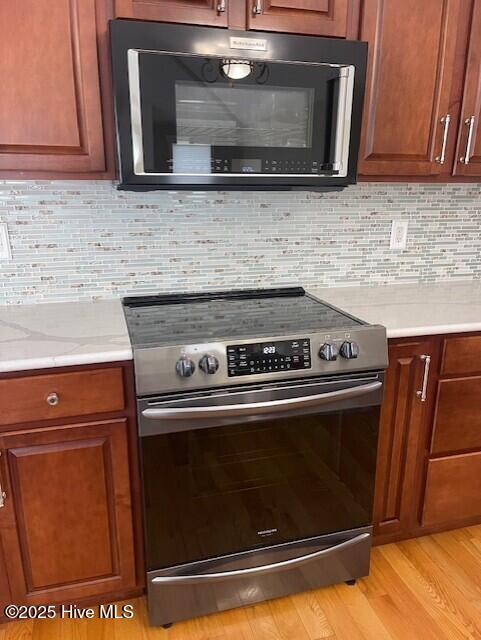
[128,50,352,177]
[142,406,379,570]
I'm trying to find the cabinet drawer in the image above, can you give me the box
[442,335,481,375]
[432,376,481,454]
[423,451,481,527]
[0,368,125,426]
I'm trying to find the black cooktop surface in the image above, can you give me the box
[123,287,364,347]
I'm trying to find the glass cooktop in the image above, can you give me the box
[123,287,364,348]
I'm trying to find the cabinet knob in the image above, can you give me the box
[46,392,59,406]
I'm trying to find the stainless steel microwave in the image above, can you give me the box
[110,20,367,191]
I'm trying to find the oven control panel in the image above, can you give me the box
[227,339,311,377]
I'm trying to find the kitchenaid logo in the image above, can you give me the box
[257,528,278,537]
[229,36,267,52]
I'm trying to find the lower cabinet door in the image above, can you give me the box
[0,419,136,604]
[0,536,11,613]
[373,338,438,543]
[423,451,481,527]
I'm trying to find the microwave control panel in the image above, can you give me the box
[167,158,325,174]
[227,339,311,377]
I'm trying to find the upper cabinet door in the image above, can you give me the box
[247,0,357,37]
[453,0,481,176]
[358,0,463,176]
[0,0,106,174]
[114,0,229,26]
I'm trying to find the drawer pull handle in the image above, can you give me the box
[46,392,59,406]
[0,451,6,509]
[435,115,451,164]
[416,355,431,402]
[460,115,476,164]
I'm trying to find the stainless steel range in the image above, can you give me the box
[122,287,388,627]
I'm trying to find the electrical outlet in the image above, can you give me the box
[0,223,12,261]
[390,220,408,250]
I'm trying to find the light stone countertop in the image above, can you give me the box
[1,280,480,373]
[310,280,481,338]
[0,299,132,373]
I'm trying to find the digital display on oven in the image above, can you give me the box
[227,339,311,377]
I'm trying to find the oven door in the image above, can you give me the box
[138,372,383,571]
[127,50,353,180]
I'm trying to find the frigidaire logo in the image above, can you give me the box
[257,528,278,537]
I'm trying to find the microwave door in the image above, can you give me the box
[127,50,353,179]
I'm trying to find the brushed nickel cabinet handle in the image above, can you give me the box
[46,392,59,406]
[0,451,6,509]
[416,355,431,402]
[435,115,451,164]
[217,0,226,12]
[460,116,476,164]
[252,0,262,14]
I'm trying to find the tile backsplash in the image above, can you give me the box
[0,180,480,305]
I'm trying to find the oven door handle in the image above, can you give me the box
[151,532,370,585]
[142,380,382,420]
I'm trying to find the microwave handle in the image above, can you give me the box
[142,380,382,420]
[151,532,370,585]
[331,66,355,176]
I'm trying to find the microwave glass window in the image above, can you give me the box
[137,52,341,175]
[175,82,314,149]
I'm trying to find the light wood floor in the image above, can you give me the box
[2,525,481,639]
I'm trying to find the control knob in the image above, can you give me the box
[339,341,359,359]
[319,343,338,361]
[175,357,196,378]
[199,354,220,375]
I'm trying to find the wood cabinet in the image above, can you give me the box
[0,368,125,427]
[0,419,136,604]
[115,0,229,27]
[441,334,481,375]
[358,0,481,180]
[0,363,142,611]
[420,331,481,528]
[374,331,481,544]
[114,0,359,35]
[358,0,464,177]
[0,0,113,179]
[0,535,11,614]
[2,0,480,180]
[431,376,481,454]
[373,338,438,544]
[247,0,359,37]
[423,451,481,526]
[453,0,481,176]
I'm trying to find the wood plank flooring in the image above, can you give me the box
[2,525,481,639]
